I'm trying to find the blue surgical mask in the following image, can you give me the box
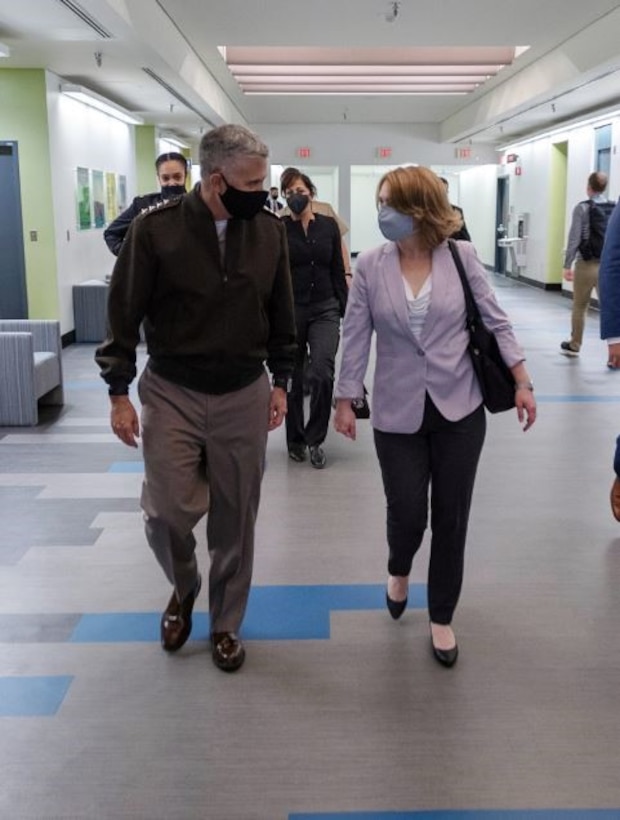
[378,205,416,241]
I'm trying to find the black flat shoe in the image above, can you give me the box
[429,627,459,668]
[385,592,407,620]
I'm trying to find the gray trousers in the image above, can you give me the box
[138,366,270,633]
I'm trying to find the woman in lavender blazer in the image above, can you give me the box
[334,166,536,667]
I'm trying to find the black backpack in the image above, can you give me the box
[579,200,616,260]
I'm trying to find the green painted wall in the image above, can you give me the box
[547,141,568,284]
[135,125,156,193]
[0,69,59,317]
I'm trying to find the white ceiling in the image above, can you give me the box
[1,0,620,152]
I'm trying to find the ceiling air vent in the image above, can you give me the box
[55,0,112,39]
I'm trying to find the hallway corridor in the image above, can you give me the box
[1,276,620,820]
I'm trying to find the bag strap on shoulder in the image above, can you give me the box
[448,239,480,324]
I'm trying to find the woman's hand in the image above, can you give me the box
[515,387,536,432]
[334,398,357,440]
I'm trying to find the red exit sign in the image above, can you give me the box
[455,146,472,159]
[377,146,392,158]
[296,147,311,158]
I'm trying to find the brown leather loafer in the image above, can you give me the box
[611,477,620,522]
[211,631,245,672]
[160,575,202,653]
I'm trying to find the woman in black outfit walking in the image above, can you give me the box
[280,169,348,468]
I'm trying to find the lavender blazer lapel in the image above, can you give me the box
[419,244,453,344]
[382,245,414,340]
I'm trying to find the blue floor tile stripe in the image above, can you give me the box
[70,583,427,643]
[289,811,620,819]
[536,395,620,403]
[0,676,74,717]
[108,461,144,472]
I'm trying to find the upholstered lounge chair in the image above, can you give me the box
[0,320,64,426]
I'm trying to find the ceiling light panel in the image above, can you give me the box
[60,83,144,124]
[223,46,519,96]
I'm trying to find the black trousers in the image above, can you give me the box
[286,298,341,448]
[373,394,486,624]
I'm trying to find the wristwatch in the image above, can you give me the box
[515,381,534,391]
[272,375,293,392]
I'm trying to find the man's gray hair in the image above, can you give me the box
[199,124,269,178]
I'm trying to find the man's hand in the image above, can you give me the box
[563,267,574,282]
[110,395,140,447]
[608,342,620,369]
[268,386,287,430]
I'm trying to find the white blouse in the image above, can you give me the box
[403,274,432,338]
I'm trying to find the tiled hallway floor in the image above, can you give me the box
[1,277,620,819]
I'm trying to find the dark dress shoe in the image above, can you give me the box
[288,444,307,462]
[386,592,407,620]
[160,575,202,652]
[309,445,326,469]
[430,634,459,668]
[211,631,246,672]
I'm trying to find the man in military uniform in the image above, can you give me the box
[95,124,296,672]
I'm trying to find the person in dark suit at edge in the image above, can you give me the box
[440,176,471,241]
[268,186,284,212]
[597,197,620,519]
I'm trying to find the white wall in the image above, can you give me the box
[347,163,499,264]
[611,120,620,187]
[499,110,620,287]
[157,136,189,156]
[257,122,497,238]
[43,92,620,335]
[458,165,499,266]
[350,165,387,253]
[46,71,137,334]
[270,164,338,209]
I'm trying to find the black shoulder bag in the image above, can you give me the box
[448,239,516,414]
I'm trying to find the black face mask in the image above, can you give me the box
[286,193,309,215]
[219,175,268,219]
[161,184,186,198]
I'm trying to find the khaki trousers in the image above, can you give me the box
[138,367,270,633]
[570,258,600,350]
